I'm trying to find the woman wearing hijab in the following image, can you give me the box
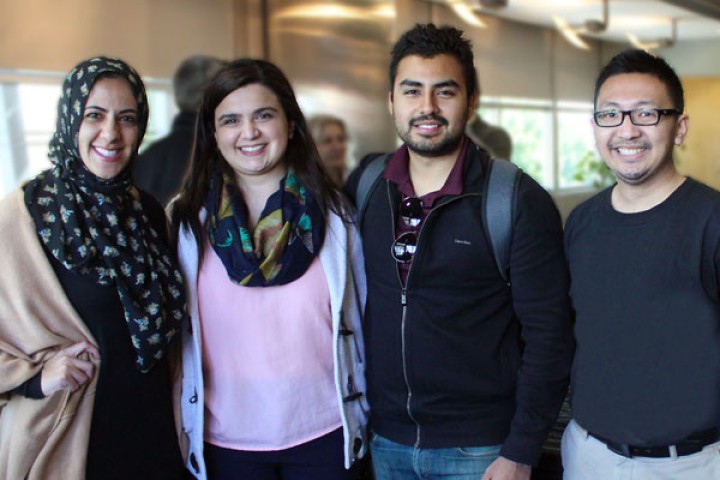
[170,59,368,480]
[0,56,188,479]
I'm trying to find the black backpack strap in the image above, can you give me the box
[355,153,389,228]
[483,158,520,285]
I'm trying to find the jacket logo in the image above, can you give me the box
[454,239,472,246]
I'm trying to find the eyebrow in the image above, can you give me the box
[398,79,460,89]
[84,105,137,115]
[598,100,655,109]
[217,106,278,122]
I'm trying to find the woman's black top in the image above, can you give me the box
[45,191,185,480]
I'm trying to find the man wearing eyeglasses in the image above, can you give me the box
[346,24,574,480]
[562,49,720,479]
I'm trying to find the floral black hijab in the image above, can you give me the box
[24,56,186,373]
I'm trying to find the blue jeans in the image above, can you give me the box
[370,432,502,479]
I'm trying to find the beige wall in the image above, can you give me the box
[676,77,720,191]
[0,0,250,78]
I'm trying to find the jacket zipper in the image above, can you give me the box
[385,182,422,447]
[391,187,482,448]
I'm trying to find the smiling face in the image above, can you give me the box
[593,72,688,186]
[214,83,291,184]
[389,54,474,160]
[77,76,139,179]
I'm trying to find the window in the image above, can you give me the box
[0,70,175,197]
[479,97,602,191]
[556,101,603,189]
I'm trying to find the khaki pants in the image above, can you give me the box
[561,420,720,480]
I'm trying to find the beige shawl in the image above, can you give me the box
[0,188,98,479]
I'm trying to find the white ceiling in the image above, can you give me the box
[473,0,720,43]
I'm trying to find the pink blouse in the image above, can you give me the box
[198,246,341,451]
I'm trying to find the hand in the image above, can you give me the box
[40,342,100,396]
[481,456,531,480]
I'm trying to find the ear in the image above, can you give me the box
[466,93,477,122]
[387,91,394,117]
[674,114,689,146]
[289,121,295,139]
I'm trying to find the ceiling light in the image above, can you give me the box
[275,4,395,21]
[448,0,487,28]
[554,15,591,50]
[554,0,609,50]
[627,18,677,51]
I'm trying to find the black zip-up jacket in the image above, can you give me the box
[346,144,574,466]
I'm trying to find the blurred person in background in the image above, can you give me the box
[0,56,188,479]
[135,54,225,205]
[170,58,368,480]
[466,113,513,160]
[308,114,350,187]
[465,78,513,161]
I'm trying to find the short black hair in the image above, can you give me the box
[594,49,684,112]
[389,23,477,101]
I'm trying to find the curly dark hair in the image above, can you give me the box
[389,23,477,102]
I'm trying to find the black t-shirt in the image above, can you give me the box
[565,178,720,445]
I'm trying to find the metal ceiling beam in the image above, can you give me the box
[659,0,720,21]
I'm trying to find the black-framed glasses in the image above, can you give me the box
[391,197,424,263]
[593,108,681,128]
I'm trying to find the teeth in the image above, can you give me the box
[417,125,438,130]
[241,145,263,152]
[617,147,644,155]
[95,147,119,157]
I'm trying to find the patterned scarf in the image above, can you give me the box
[206,168,325,286]
[24,56,187,373]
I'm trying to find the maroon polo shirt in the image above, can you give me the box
[383,137,469,284]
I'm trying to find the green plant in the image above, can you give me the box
[572,150,616,189]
